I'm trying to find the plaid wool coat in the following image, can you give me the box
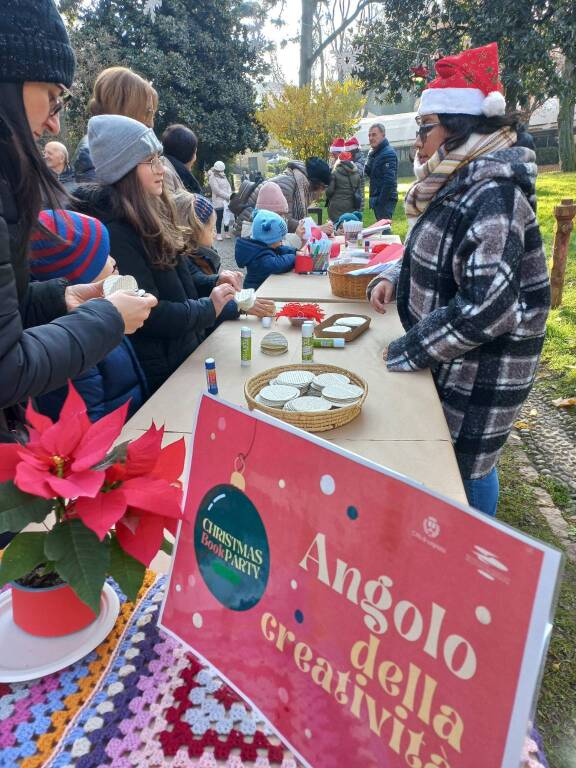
[383,147,550,479]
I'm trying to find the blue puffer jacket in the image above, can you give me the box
[235,237,295,290]
[36,339,147,423]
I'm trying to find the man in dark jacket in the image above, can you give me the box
[162,124,202,194]
[44,141,76,190]
[364,123,398,220]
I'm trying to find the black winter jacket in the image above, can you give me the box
[0,176,125,439]
[364,138,398,210]
[73,134,96,183]
[164,155,202,194]
[73,184,217,394]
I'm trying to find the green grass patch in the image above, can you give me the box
[498,446,576,768]
[537,475,573,512]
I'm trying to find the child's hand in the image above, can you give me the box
[246,299,276,318]
[210,283,236,317]
[320,221,334,236]
[295,221,306,240]
[217,270,243,291]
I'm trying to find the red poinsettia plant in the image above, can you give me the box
[0,384,185,612]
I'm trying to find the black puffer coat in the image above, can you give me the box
[73,184,217,394]
[0,176,125,439]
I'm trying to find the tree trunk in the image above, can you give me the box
[558,58,576,173]
[299,0,317,87]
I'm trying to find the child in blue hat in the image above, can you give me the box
[30,210,148,421]
[234,210,296,290]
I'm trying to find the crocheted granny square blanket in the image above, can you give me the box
[0,574,548,768]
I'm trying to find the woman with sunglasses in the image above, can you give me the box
[74,114,237,394]
[368,43,550,517]
[0,0,157,447]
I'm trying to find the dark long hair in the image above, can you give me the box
[114,168,184,269]
[438,113,521,153]
[0,83,65,248]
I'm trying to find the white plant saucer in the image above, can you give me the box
[0,582,120,683]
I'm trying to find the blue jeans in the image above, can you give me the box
[462,467,499,517]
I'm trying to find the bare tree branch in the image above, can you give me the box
[310,0,383,64]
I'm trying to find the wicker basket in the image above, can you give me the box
[244,363,368,433]
[328,263,372,300]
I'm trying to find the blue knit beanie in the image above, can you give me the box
[251,210,288,245]
[30,210,110,284]
[194,195,214,224]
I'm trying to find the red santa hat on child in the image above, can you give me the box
[345,137,360,150]
[330,137,346,153]
[418,42,506,118]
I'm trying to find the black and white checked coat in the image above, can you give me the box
[385,147,550,479]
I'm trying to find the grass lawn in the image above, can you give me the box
[345,173,576,766]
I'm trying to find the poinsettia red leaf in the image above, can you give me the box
[60,380,90,420]
[25,401,53,435]
[165,517,179,536]
[14,462,54,499]
[124,423,164,478]
[39,410,87,459]
[151,437,186,483]
[116,514,165,566]
[72,400,130,472]
[121,476,182,518]
[16,446,49,471]
[0,444,20,482]
[75,488,127,540]
[47,469,105,499]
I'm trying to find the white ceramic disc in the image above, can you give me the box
[322,325,351,334]
[323,384,364,401]
[313,372,350,388]
[259,384,299,403]
[234,288,255,310]
[276,370,315,387]
[103,274,139,297]
[335,316,367,327]
[289,396,332,413]
[0,583,120,683]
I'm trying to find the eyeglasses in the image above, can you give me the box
[139,154,164,173]
[48,86,72,118]
[415,122,441,142]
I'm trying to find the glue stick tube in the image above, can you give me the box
[312,338,345,348]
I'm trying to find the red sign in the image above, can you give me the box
[160,395,561,768]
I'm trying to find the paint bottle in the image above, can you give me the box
[301,321,314,362]
[312,337,345,348]
[241,327,252,367]
[205,358,218,394]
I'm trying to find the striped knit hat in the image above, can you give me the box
[30,210,110,284]
[194,195,214,224]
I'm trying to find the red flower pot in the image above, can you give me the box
[11,581,99,637]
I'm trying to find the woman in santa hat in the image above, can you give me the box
[368,43,550,517]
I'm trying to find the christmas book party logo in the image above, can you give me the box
[160,395,561,768]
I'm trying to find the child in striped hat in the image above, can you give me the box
[30,210,148,421]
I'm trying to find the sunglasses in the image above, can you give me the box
[139,154,165,173]
[48,86,73,118]
[415,122,441,142]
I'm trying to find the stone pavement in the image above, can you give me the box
[214,235,240,272]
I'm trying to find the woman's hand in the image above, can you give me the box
[65,280,105,310]
[369,279,395,314]
[246,298,276,318]
[217,270,244,291]
[210,283,236,317]
[106,291,158,334]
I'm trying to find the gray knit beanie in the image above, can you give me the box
[88,114,163,185]
[0,0,75,87]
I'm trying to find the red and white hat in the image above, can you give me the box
[330,137,345,153]
[345,137,360,150]
[418,42,506,118]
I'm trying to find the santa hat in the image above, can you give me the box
[330,137,345,153]
[345,137,359,150]
[418,43,506,118]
